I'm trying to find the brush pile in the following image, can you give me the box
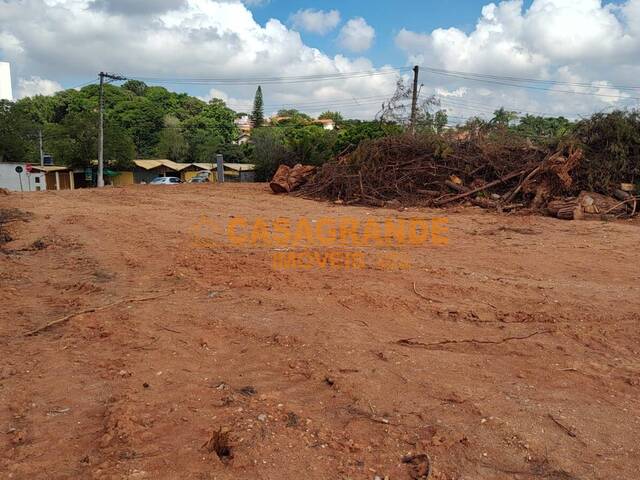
[297,132,596,215]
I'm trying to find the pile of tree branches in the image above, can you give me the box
[298,131,587,212]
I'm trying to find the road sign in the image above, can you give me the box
[15,166,23,173]
[26,163,33,173]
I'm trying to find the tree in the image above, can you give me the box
[285,125,337,166]
[111,97,165,157]
[275,109,311,125]
[515,115,573,138]
[491,108,519,127]
[0,100,38,162]
[334,121,403,153]
[181,98,238,162]
[319,111,343,124]
[123,80,148,97]
[250,86,264,128]
[157,116,188,162]
[252,128,292,181]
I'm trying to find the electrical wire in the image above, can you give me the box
[421,66,640,101]
[421,66,640,91]
[126,68,409,86]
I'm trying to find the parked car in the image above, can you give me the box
[150,177,182,185]
[189,176,209,183]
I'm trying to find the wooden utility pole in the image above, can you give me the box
[98,72,126,188]
[410,65,420,134]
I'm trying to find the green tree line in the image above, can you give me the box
[0,80,243,169]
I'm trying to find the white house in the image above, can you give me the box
[315,119,335,130]
[0,163,75,192]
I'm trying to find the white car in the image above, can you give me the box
[150,177,182,185]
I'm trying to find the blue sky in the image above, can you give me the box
[253,0,518,64]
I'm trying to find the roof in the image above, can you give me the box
[192,163,214,171]
[30,165,71,173]
[133,160,255,173]
[133,159,192,171]
[315,119,335,125]
[224,163,255,172]
[191,163,255,172]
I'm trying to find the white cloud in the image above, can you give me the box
[290,8,340,35]
[338,17,375,53]
[395,0,640,120]
[0,0,397,118]
[17,76,63,98]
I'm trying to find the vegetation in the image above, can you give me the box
[0,82,241,167]
[1,81,638,194]
[250,86,264,128]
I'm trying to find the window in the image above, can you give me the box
[35,177,40,183]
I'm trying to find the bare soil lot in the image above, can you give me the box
[1,184,639,480]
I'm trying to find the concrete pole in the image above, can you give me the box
[97,72,105,187]
[39,129,44,166]
[216,154,224,183]
[410,65,420,135]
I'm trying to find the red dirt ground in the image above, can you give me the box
[1,184,639,480]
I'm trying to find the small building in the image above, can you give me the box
[0,163,74,191]
[223,163,256,183]
[32,165,76,190]
[190,163,256,183]
[314,119,335,130]
[132,159,192,183]
[234,133,251,145]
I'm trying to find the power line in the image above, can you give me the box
[227,94,393,111]
[421,66,640,101]
[126,68,409,86]
[421,66,640,91]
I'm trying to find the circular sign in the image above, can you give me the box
[26,163,33,173]
[15,166,23,173]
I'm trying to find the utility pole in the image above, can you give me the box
[410,65,420,134]
[98,72,126,187]
[39,129,44,166]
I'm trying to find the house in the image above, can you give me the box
[314,119,335,130]
[0,162,74,191]
[234,133,251,145]
[234,115,252,133]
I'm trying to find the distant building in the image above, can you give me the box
[234,133,251,145]
[132,159,194,183]
[132,160,256,183]
[0,163,74,191]
[0,62,12,101]
[234,115,252,133]
[314,119,335,130]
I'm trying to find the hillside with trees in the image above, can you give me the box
[0,80,241,169]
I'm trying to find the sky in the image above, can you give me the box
[1,0,639,121]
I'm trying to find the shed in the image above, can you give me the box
[223,163,256,183]
[132,159,192,183]
[190,163,256,183]
[30,165,75,190]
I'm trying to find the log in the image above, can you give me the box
[435,169,527,206]
[546,199,578,216]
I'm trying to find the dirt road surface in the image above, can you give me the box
[1,184,639,480]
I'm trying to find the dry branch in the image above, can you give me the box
[298,133,586,213]
[395,329,553,348]
[24,291,174,337]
